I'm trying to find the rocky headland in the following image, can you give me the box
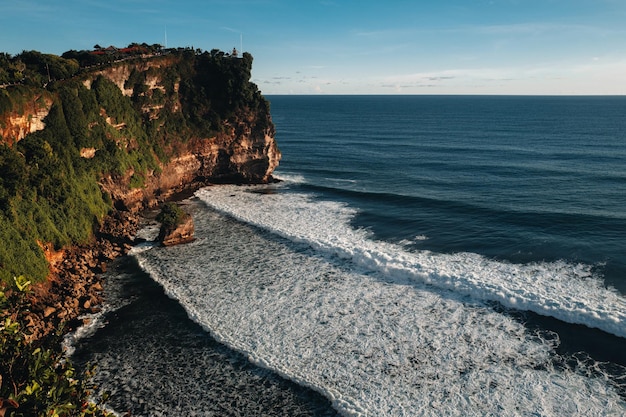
[0,46,280,344]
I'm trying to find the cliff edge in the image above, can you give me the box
[0,46,281,413]
[0,47,280,284]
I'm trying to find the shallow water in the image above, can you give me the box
[72,256,339,417]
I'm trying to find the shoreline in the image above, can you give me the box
[71,249,341,417]
[24,177,259,344]
[27,210,142,343]
[23,178,214,344]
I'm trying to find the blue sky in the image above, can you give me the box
[2,0,625,95]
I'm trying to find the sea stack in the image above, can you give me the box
[156,202,195,246]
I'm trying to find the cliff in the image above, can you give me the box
[0,89,53,146]
[0,47,281,284]
[0,46,282,414]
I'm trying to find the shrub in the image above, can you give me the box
[0,277,113,417]
[156,202,187,229]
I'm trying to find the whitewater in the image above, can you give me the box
[131,182,626,416]
[197,183,626,338]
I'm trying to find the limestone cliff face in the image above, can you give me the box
[99,119,280,211]
[0,92,53,145]
[81,55,179,98]
[89,54,281,210]
[2,52,280,212]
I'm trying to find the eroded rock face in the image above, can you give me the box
[97,111,280,212]
[158,214,195,246]
[0,94,53,145]
[89,55,281,212]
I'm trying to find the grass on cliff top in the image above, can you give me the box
[0,47,270,285]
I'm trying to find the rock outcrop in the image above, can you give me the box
[158,213,195,246]
[0,91,53,146]
[89,53,280,211]
[97,111,280,212]
[0,48,280,341]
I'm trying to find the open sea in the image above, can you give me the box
[72,95,626,416]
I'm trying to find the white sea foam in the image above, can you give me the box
[399,235,429,246]
[62,311,108,357]
[132,192,626,416]
[195,185,626,339]
[134,221,160,242]
[273,171,307,184]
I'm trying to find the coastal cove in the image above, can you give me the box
[71,96,626,416]
[2,49,626,414]
[71,251,340,417]
[2,0,626,412]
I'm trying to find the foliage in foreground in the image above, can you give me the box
[0,277,113,417]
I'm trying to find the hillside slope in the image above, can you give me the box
[0,47,280,283]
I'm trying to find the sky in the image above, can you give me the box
[1,0,625,95]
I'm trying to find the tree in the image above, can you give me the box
[0,145,27,196]
[156,202,187,229]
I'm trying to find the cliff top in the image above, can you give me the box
[0,43,278,285]
[1,43,243,90]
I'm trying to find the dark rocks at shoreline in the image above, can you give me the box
[26,210,141,343]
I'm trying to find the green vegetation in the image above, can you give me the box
[156,202,187,229]
[0,44,271,285]
[1,43,164,88]
[0,51,79,87]
[0,277,113,417]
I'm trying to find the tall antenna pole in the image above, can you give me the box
[240,33,243,54]
[165,25,168,48]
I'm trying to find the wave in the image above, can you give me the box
[195,184,626,339]
[273,172,307,184]
[296,178,626,226]
[132,195,626,416]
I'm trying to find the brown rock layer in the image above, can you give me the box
[0,93,53,146]
[158,214,195,246]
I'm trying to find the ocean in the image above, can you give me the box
[72,95,626,416]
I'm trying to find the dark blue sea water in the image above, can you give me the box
[74,96,626,416]
[270,95,626,292]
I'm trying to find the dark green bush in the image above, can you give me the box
[156,202,187,229]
